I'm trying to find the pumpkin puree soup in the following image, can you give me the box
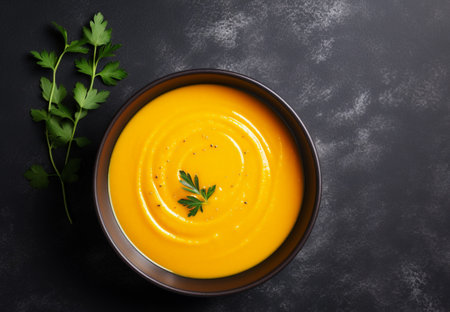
[109,84,303,278]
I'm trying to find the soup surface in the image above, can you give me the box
[109,84,303,278]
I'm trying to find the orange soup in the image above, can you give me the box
[109,84,303,278]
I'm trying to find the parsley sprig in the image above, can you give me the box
[25,13,126,223]
[177,170,216,217]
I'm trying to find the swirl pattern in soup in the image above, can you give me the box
[109,84,303,278]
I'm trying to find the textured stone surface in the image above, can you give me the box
[1,0,449,310]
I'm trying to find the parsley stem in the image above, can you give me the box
[45,49,65,172]
[45,48,73,223]
[59,178,72,224]
[63,45,97,166]
[90,45,97,89]
[47,50,66,112]
[45,122,72,223]
[64,113,80,166]
[46,136,60,176]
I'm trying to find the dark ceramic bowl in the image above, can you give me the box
[94,69,321,296]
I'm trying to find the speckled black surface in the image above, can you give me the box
[1,0,449,311]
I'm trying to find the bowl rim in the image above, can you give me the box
[94,68,322,296]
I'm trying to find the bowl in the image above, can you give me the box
[94,69,321,296]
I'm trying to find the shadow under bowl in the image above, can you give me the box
[94,69,321,296]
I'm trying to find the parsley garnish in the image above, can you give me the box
[177,170,216,217]
[24,13,127,223]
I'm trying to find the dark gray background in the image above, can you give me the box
[1,0,449,311]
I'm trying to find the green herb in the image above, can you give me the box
[24,13,127,223]
[177,170,216,217]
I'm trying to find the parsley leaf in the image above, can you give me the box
[83,12,111,46]
[178,197,204,217]
[40,77,67,104]
[66,40,89,54]
[52,22,68,45]
[73,82,88,107]
[52,21,89,54]
[206,185,216,199]
[40,77,52,101]
[24,165,49,189]
[97,61,127,86]
[30,109,48,122]
[74,110,87,120]
[74,137,90,147]
[50,103,73,121]
[177,170,216,217]
[30,50,57,70]
[61,158,81,183]
[98,42,121,59]
[84,89,109,109]
[47,117,73,146]
[73,82,109,110]
[179,170,201,195]
[74,58,93,76]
